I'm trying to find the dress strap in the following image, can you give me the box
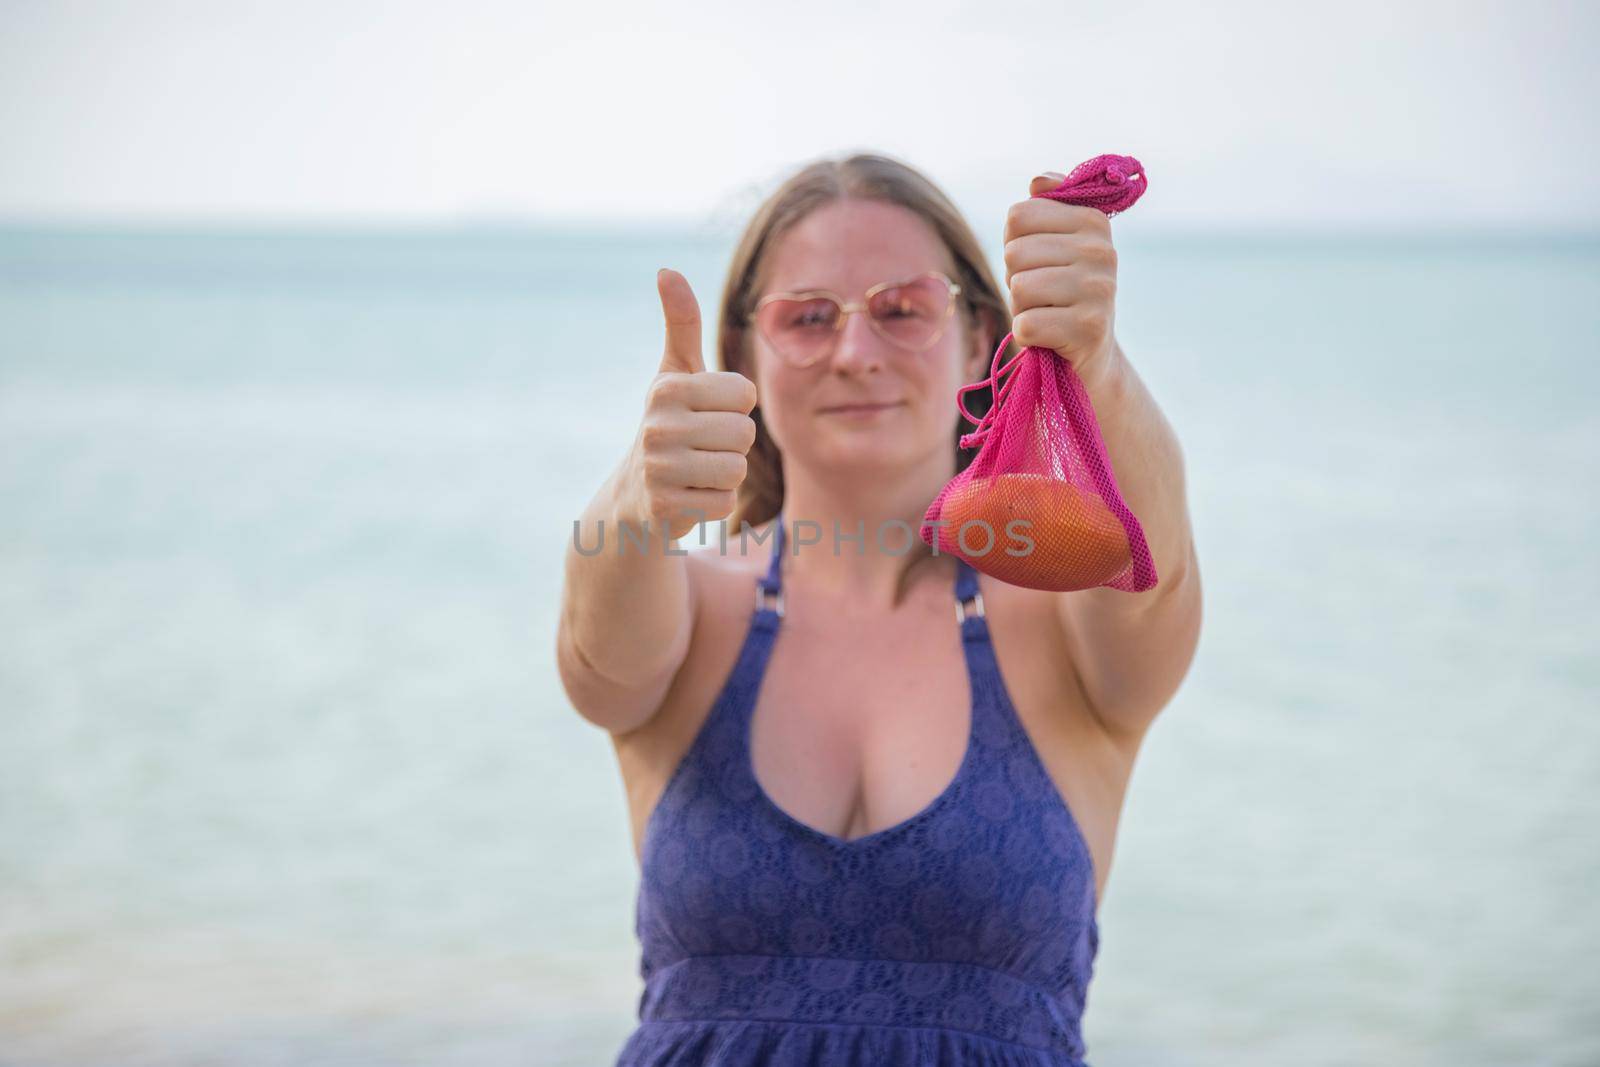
[755,512,785,617]
[954,558,987,632]
[954,555,980,603]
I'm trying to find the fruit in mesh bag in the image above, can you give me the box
[937,472,1132,591]
[921,152,1158,594]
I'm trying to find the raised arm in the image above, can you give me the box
[555,269,759,736]
[1051,340,1202,744]
[1004,174,1202,745]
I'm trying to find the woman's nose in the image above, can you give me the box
[829,311,885,373]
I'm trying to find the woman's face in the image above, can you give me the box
[749,197,987,479]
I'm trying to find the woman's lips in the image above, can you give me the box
[820,401,902,414]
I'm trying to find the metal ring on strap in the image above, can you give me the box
[756,583,785,617]
[955,588,985,623]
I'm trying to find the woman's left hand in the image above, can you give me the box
[1002,171,1122,387]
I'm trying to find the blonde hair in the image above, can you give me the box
[714,152,1013,535]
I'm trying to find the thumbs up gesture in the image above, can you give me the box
[618,269,759,544]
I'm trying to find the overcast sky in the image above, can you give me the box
[2,0,1596,231]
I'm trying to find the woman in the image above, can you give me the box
[558,152,1202,1066]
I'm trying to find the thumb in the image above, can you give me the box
[1030,171,1067,197]
[656,268,706,375]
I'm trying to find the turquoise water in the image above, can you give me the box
[1,224,1597,1066]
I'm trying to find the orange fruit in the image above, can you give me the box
[937,472,1131,591]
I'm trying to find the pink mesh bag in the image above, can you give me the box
[920,154,1158,593]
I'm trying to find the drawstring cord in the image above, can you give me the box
[957,332,1023,450]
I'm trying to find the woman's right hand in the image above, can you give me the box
[616,268,759,544]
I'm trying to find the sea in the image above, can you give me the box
[1,221,1596,1066]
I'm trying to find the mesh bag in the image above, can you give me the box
[920,154,1158,593]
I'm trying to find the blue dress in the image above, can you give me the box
[615,514,1101,1066]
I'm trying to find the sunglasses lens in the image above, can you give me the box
[867,275,952,349]
[755,296,840,365]
[753,275,955,365]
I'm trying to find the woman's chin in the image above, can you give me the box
[807,437,922,471]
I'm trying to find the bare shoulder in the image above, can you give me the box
[976,572,1141,762]
[685,523,774,576]
[679,523,775,612]
[977,575,1082,698]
